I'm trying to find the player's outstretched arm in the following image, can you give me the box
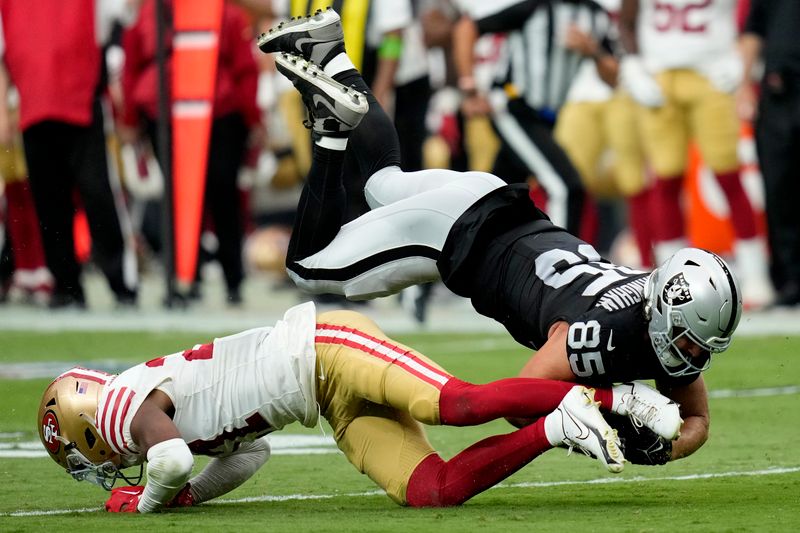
[181,438,271,506]
[518,322,574,381]
[657,377,710,461]
[108,391,194,513]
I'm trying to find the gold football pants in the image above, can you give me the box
[314,310,452,504]
[639,69,740,177]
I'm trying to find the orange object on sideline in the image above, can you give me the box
[685,123,765,254]
[73,208,91,264]
[171,0,223,286]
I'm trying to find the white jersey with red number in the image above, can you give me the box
[95,302,319,461]
[638,0,738,72]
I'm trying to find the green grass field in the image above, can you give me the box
[1,329,799,532]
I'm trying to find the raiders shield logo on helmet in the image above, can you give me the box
[663,273,692,305]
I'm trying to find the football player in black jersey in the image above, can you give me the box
[259,18,743,468]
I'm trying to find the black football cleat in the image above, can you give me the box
[257,7,345,68]
[274,53,368,138]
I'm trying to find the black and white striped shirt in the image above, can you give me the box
[473,0,613,113]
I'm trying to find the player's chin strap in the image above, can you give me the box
[58,437,144,491]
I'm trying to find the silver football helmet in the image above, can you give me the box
[644,248,743,377]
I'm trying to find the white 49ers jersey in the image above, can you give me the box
[95,302,319,460]
[638,0,737,72]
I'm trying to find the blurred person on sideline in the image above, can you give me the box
[0,69,54,304]
[0,0,140,309]
[452,0,617,238]
[553,0,653,269]
[119,0,263,305]
[737,0,800,307]
[618,0,774,309]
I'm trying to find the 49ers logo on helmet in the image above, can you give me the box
[42,411,61,454]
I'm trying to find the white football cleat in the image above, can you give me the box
[274,53,368,137]
[611,382,683,441]
[546,386,625,474]
[257,7,346,68]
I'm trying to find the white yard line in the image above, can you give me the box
[3,466,798,517]
[708,385,800,398]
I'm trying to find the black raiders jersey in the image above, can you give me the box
[439,184,697,387]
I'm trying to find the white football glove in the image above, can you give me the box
[701,54,744,94]
[620,55,665,108]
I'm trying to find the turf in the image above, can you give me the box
[1,330,798,532]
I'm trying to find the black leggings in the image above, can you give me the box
[287,68,402,265]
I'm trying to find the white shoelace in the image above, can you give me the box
[625,395,659,430]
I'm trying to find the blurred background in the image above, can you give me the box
[1,0,798,332]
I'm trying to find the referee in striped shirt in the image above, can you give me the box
[454,0,617,237]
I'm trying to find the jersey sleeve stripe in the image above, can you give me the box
[116,389,135,452]
[105,387,129,454]
[315,324,451,389]
[56,369,110,384]
[96,389,115,449]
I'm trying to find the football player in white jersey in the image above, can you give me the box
[39,302,688,512]
[619,0,774,308]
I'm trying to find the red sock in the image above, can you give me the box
[715,170,757,239]
[439,378,575,426]
[405,418,551,507]
[627,189,654,268]
[593,388,613,409]
[578,197,599,246]
[650,177,685,242]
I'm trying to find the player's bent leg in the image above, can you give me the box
[406,389,627,507]
[364,166,504,209]
[406,387,627,507]
[315,310,450,424]
[286,144,349,270]
[405,418,553,507]
[437,377,575,426]
[289,180,490,299]
[336,407,437,505]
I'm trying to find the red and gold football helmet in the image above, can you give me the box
[37,367,140,490]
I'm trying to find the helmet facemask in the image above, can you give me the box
[63,442,143,490]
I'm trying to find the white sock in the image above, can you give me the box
[543,410,565,447]
[316,136,348,151]
[324,53,356,77]
[610,386,625,415]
